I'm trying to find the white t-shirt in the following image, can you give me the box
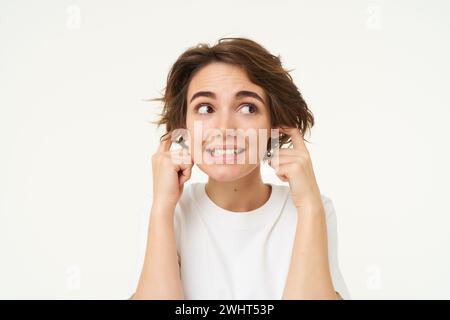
[134,182,350,300]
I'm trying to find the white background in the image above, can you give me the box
[1,0,449,299]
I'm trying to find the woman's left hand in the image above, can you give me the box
[268,127,322,209]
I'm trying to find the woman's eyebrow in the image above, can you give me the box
[189,90,265,104]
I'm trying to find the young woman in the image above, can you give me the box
[132,38,350,300]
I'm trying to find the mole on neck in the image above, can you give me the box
[205,168,270,212]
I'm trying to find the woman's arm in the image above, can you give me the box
[131,201,184,300]
[131,132,192,299]
[282,198,339,300]
[267,127,340,300]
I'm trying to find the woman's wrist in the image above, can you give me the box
[151,200,177,218]
[295,195,324,216]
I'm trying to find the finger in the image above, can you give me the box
[170,148,193,165]
[178,165,193,186]
[268,148,301,165]
[279,127,306,150]
[274,162,295,179]
[268,151,297,167]
[274,149,310,162]
[157,132,172,153]
[274,148,303,157]
[276,175,289,182]
[269,156,297,166]
[272,162,290,182]
[177,160,193,186]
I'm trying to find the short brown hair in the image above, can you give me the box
[150,37,314,150]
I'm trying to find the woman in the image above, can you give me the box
[132,37,350,300]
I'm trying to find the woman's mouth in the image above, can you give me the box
[205,148,245,156]
[204,146,245,162]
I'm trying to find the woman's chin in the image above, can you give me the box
[199,164,256,182]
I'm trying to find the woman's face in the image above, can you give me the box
[185,62,272,182]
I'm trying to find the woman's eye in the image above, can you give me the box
[196,104,214,114]
[194,103,257,114]
[239,103,257,114]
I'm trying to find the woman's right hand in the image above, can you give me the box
[151,131,193,211]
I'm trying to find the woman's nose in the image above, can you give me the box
[216,109,237,132]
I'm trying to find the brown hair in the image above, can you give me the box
[150,37,314,150]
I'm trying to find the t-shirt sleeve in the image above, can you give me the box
[323,196,351,300]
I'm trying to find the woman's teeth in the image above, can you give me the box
[206,148,245,156]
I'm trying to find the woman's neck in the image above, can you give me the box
[205,167,272,212]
